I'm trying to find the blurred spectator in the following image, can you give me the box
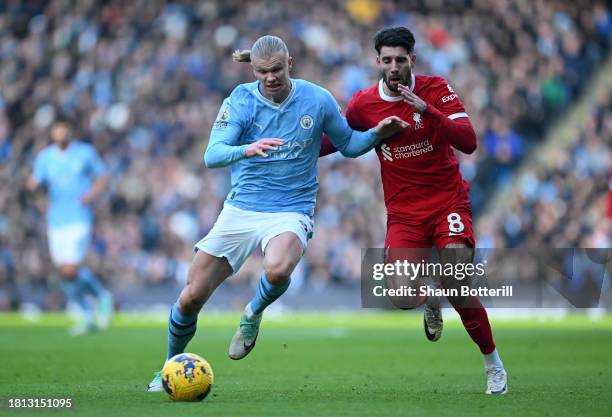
[477,84,611,249]
[0,0,610,307]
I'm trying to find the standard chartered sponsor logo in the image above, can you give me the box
[381,144,393,161]
[387,139,434,160]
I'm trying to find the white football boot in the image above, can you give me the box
[423,296,443,342]
[485,367,508,395]
[147,370,163,392]
[228,304,262,360]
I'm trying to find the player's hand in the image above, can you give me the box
[245,138,284,158]
[26,177,39,192]
[374,116,410,139]
[398,84,427,113]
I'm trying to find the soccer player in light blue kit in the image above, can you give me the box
[28,116,113,336]
[147,35,408,391]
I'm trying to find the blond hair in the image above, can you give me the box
[232,35,289,63]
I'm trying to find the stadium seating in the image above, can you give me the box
[0,0,609,309]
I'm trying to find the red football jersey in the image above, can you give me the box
[346,74,473,224]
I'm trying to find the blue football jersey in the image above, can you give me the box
[33,140,107,227]
[204,78,379,216]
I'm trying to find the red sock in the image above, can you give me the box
[454,298,496,354]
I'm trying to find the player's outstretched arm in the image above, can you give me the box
[322,90,407,158]
[329,117,408,158]
[373,116,410,139]
[205,138,284,168]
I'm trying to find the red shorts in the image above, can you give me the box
[385,201,476,250]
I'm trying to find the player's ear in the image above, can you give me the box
[376,55,381,65]
[288,56,293,72]
[410,53,417,66]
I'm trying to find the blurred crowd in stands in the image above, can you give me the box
[0,0,610,309]
[477,84,611,249]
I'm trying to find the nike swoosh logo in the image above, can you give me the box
[423,317,440,341]
[244,334,258,352]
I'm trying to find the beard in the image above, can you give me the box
[382,70,412,92]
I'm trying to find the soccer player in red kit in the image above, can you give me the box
[320,26,507,394]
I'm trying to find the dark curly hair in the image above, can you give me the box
[373,26,416,55]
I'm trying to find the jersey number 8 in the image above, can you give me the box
[447,212,465,233]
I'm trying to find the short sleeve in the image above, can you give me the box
[87,146,107,177]
[321,88,353,145]
[433,79,468,120]
[212,87,249,135]
[345,93,368,131]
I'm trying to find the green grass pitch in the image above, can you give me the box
[1,312,611,417]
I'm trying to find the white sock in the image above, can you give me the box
[483,348,504,369]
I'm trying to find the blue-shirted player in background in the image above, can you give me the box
[147,35,408,391]
[27,115,113,336]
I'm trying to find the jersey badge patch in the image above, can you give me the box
[300,115,313,129]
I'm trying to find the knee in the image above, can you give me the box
[178,285,206,315]
[59,265,79,279]
[263,258,294,284]
[440,243,474,265]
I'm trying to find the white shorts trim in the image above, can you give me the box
[47,223,92,265]
[194,203,314,273]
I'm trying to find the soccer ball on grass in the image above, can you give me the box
[162,353,214,401]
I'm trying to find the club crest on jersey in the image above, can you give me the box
[220,107,230,121]
[300,114,313,129]
[413,113,424,130]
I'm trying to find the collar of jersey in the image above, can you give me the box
[378,73,415,102]
[52,141,75,155]
[252,79,297,110]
